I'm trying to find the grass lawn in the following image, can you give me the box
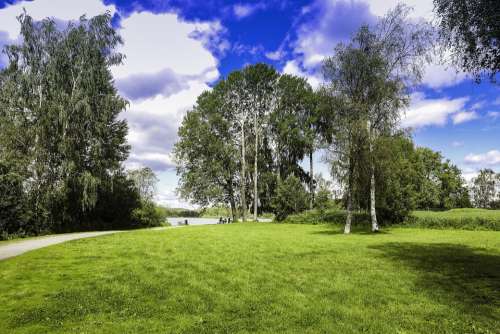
[0,223,499,333]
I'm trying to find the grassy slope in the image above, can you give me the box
[0,224,498,334]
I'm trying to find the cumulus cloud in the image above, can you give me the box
[0,0,116,40]
[465,150,500,166]
[401,93,469,128]
[421,63,468,89]
[108,11,224,172]
[294,0,375,68]
[115,69,190,101]
[452,111,479,125]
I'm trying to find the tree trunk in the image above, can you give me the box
[241,124,247,222]
[229,194,237,222]
[253,113,258,221]
[367,120,379,232]
[344,183,352,234]
[309,149,314,210]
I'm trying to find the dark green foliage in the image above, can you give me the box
[273,175,309,220]
[132,201,164,228]
[434,0,500,81]
[0,13,140,237]
[0,161,31,239]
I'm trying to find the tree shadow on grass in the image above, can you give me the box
[370,242,500,322]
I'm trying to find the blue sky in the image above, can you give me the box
[0,0,499,208]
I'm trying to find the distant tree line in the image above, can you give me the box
[0,13,161,239]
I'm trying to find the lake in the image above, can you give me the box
[166,217,272,226]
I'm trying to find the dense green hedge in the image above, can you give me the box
[403,209,500,231]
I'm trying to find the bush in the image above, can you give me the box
[403,209,500,231]
[272,175,309,221]
[281,208,370,226]
[132,201,165,228]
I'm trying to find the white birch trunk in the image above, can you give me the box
[309,150,314,210]
[367,120,379,232]
[253,112,258,221]
[241,124,247,222]
[344,187,352,234]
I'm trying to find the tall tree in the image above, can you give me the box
[175,89,240,221]
[434,0,500,82]
[242,64,279,221]
[0,12,130,232]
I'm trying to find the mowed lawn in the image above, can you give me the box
[0,224,499,334]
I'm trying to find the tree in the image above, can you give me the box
[242,64,279,221]
[127,167,158,202]
[322,5,433,233]
[175,89,240,221]
[272,175,309,221]
[0,12,133,235]
[434,0,500,82]
[471,169,499,208]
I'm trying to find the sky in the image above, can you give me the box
[0,0,499,208]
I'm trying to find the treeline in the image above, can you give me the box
[0,14,161,239]
[175,5,492,232]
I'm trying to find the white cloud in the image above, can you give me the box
[421,63,468,89]
[465,150,500,166]
[265,49,284,60]
[0,0,115,40]
[452,111,479,125]
[282,60,321,89]
[112,12,219,79]
[487,111,500,119]
[451,141,464,147]
[366,0,434,19]
[401,93,469,128]
[233,3,265,19]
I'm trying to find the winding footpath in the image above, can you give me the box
[0,231,122,261]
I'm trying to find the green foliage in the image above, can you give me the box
[282,208,370,226]
[0,12,137,237]
[434,0,500,82]
[0,161,31,239]
[200,205,231,218]
[155,206,200,218]
[273,175,309,220]
[2,224,498,333]
[131,201,164,228]
[405,209,500,231]
[470,169,499,208]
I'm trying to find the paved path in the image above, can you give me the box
[0,231,122,261]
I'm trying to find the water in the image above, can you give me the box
[166,217,272,227]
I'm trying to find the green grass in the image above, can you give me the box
[1,224,499,333]
[408,208,500,230]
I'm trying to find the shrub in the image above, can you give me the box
[281,208,370,227]
[132,201,164,228]
[273,175,309,221]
